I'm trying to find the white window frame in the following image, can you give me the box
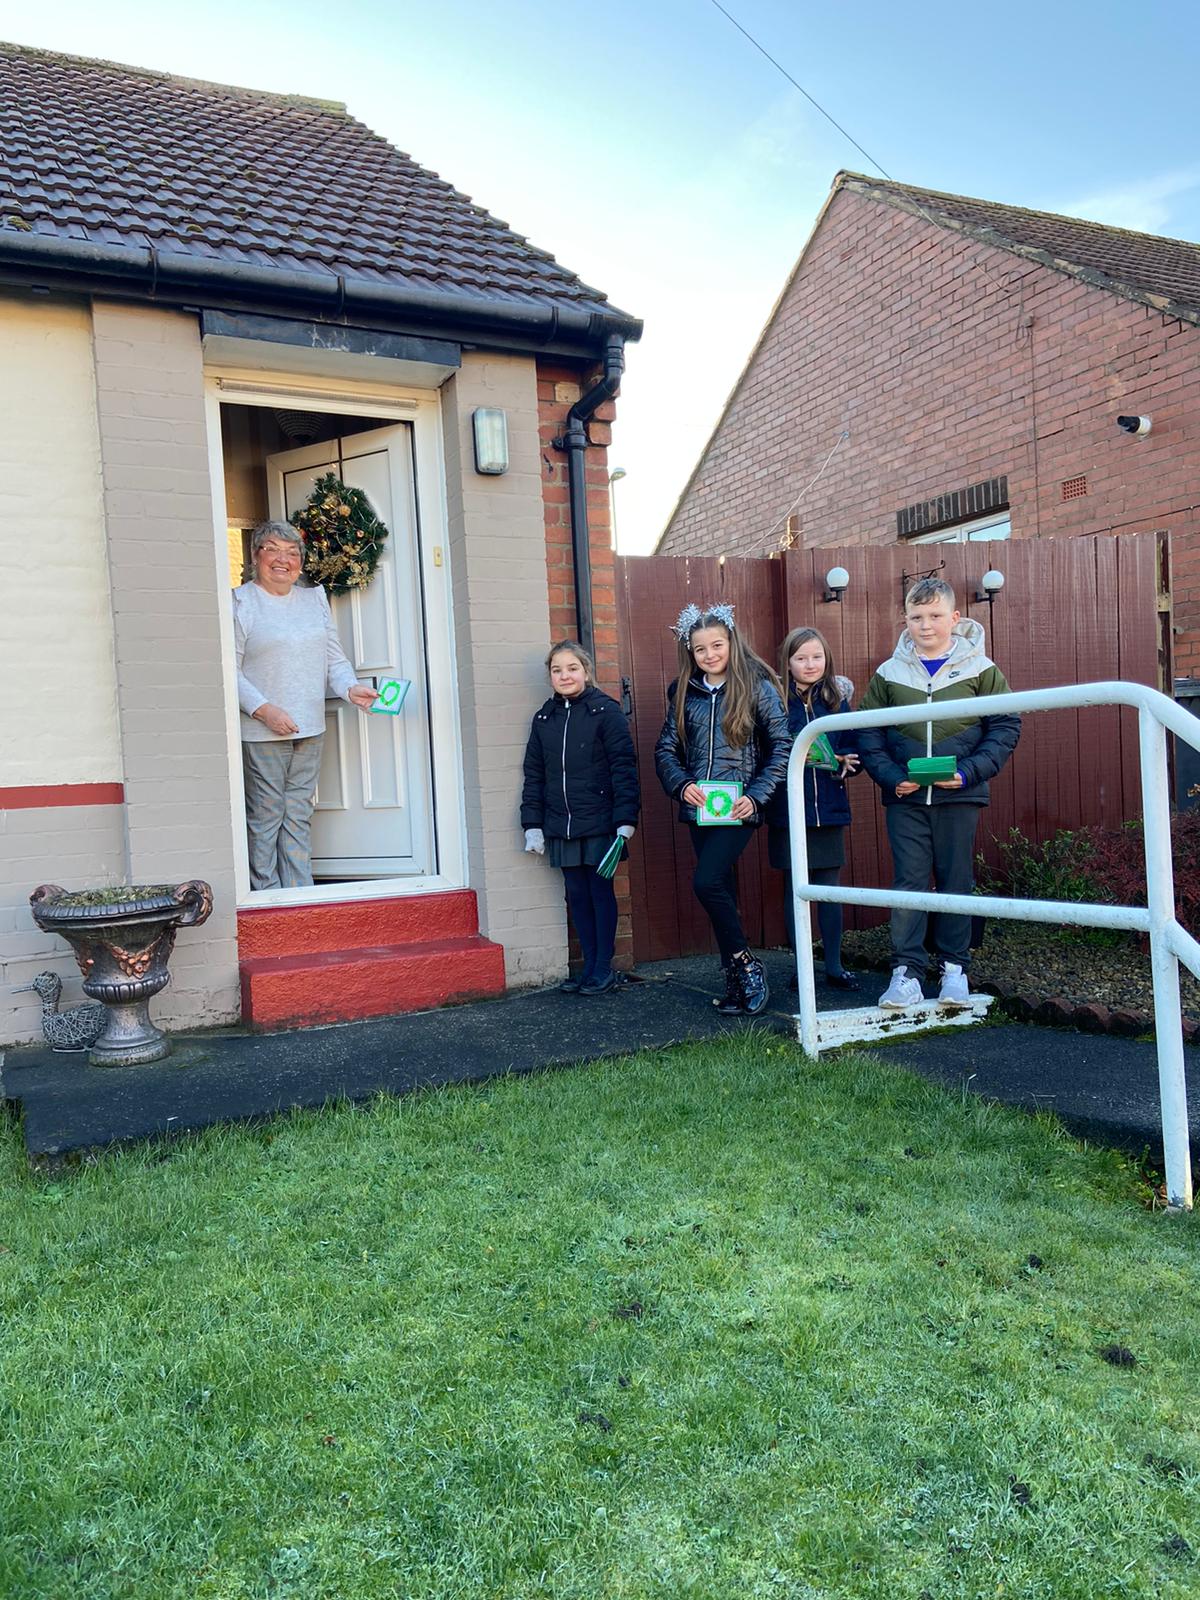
[203,366,468,909]
[907,510,1011,545]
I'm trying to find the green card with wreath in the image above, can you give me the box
[290,472,389,595]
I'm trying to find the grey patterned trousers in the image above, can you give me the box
[241,737,324,890]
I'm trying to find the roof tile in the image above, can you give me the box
[0,42,629,319]
[843,173,1200,320]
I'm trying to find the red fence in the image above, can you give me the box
[617,535,1167,964]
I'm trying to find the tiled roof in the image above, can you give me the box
[0,42,633,324]
[840,172,1200,323]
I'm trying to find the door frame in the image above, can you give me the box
[204,366,468,909]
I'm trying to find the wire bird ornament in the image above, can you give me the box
[14,971,107,1052]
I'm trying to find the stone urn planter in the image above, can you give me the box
[28,881,213,1067]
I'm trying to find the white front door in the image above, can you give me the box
[267,425,434,879]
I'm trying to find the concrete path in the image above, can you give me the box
[2,950,1197,1167]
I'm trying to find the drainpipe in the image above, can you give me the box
[552,334,625,657]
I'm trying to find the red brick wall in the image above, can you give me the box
[537,359,619,693]
[659,188,1200,672]
[536,357,632,969]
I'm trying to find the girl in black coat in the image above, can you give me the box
[653,602,790,1016]
[765,626,860,990]
[521,640,639,995]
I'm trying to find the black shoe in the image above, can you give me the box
[825,969,859,991]
[713,964,743,1015]
[735,951,769,1015]
[558,976,582,993]
[579,971,617,997]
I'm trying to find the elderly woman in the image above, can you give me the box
[233,520,378,890]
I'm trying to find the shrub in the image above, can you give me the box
[1086,810,1200,934]
[979,815,1200,934]
[976,827,1105,906]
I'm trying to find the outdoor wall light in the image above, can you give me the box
[1117,414,1153,438]
[472,407,509,474]
[823,566,850,603]
[975,568,1005,616]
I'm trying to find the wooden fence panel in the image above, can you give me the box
[618,534,1164,963]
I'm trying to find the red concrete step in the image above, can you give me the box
[237,891,482,959]
[240,935,507,1030]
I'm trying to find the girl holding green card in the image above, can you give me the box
[521,640,639,996]
[766,627,860,990]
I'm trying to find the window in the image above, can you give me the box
[908,511,1011,545]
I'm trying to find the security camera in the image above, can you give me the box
[1116,414,1152,437]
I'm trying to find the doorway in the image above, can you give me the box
[212,386,463,905]
[266,424,433,879]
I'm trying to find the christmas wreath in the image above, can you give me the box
[290,473,389,596]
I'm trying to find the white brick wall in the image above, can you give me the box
[441,354,567,987]
[91,302,240,1030]
[0,295,121,785]
[0,803,127,1044]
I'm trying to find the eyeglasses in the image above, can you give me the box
[260,543,303,561]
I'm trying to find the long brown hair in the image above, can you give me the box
[778,626,842,711]
[674,612,783,750]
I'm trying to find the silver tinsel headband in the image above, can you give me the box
[670,601,736,642]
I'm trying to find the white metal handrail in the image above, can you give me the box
[788,681,1198,1210]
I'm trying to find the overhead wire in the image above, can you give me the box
[741,430,850,556]
[706,0,893,181]
[706,0,1024,555]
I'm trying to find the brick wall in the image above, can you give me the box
[535,360,633,971]
[536,361,620,690]
[441,352,570,989]
[659,188,1200,669]
[90,301,241,1030]
[2,804,128,1044]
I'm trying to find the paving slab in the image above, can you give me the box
[2,951,1197,1168]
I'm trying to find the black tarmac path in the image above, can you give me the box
[3,950,1197,1169]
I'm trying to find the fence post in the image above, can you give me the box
[1139,707,1194,1210]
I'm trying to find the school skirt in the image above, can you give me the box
[547,833,627,870]
[767,824,845,874]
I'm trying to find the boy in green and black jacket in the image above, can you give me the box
[857,577,1020,1011]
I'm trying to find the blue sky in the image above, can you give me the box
[5,0,1199,549]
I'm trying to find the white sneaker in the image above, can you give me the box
[879,967,924,1010]
[938,963,970,1007]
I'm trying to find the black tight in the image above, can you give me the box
[781,867,846,975]
[561,866,619,981]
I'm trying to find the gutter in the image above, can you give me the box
[0,231,643,359]
[552,334,625,656]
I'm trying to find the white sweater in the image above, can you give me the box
[233,581,359,743]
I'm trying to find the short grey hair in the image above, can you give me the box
[251,520,304,557]
[905,576,956,610]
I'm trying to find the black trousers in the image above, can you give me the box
[688,823,756,965]
[885,801,980,973]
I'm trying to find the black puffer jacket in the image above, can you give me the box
[654,673,790,824]
[521,686,639,841]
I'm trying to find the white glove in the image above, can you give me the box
[616,825,636,840]
[524,828,545,855]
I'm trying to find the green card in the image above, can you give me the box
[596,836,625,879]
[370,677,411,715]
[695,781,742,826]
[806,732,840,772]
[907,756,957,784]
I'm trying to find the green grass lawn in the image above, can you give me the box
[1,1034,1197,1600]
